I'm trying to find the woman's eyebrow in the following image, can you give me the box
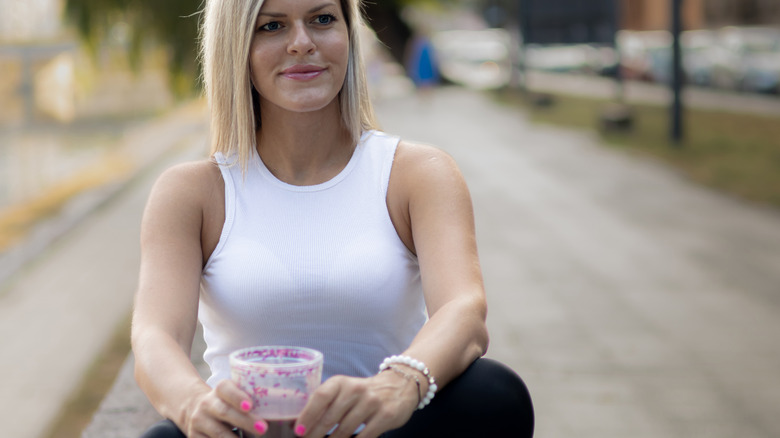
[306,3,337,14]
[258,3,336,18]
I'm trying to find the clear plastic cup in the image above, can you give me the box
[230,346,323,438]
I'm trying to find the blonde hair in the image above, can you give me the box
[200,0,378,171]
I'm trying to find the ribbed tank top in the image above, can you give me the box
[199,131,426,386]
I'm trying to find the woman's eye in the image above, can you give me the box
[259,21,281,32]
[315,14,335,25]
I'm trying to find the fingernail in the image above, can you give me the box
[295,424,307,436]
[254,420,268,435]
[240,400,252,412]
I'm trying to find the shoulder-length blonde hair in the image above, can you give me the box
[200,0,378,171]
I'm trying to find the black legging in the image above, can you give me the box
[141,358,534,437]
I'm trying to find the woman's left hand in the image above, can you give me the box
[294,370,419,438]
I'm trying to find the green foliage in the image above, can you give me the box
[63,0,453,97]
[64,0,202,96]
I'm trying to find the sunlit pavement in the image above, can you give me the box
[0,102,209,438]
[4,83,780,437]
[376,87,780,437]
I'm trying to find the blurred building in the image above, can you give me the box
[621,0,780,31]
[0,0,173,126]
[705,0,780,27]
[0,0,173,213]
[621,0,704,31]
[0,0,64,42]
[0,0,75,124]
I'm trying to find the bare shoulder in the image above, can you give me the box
[387,139,475,255]
[392,140,466,189]
[155,159,221,191]
[143,159,224,229]
[150,159,223,204]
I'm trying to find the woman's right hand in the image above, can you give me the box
[183,380,268,437]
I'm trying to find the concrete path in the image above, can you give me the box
[376,87,780,438]
[0,102,209,438]
[5,83,780,437]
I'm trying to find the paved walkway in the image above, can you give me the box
[3,82,780,437]
[378,88,780,437]
[0,101,209,438]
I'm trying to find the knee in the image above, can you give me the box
[461,358,533,408]
[140,419,186,438]
[385,358,534,437]
[443,358,534,434]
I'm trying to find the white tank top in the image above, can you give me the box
[199,131,426,386]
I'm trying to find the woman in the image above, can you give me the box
[132,0,534,436]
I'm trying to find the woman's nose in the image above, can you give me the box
[288,23,316,55]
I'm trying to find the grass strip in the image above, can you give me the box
[496,89,780,208]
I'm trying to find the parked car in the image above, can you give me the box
[431,28,512,90]
[616,30,670,81]
[618,29,720,87]
[524,43,616,76]
[682,30,719,87]
[709,26,780,93]
[645,30,718,87]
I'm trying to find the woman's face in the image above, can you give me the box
[249,0,350,114]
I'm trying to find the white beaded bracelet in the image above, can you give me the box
[379,355,438,409]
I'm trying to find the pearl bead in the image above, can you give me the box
[378,355,437,410]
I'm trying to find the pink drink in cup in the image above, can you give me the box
[230,346,323,438]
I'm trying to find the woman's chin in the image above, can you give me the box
[281,96,339,114]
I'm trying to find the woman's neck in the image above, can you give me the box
[256,100,355,186]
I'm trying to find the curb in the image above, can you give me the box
[0,100,207,290]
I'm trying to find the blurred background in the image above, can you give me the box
[1,0,780,437]
[1,0,779,236]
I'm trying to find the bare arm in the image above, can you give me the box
[297,141,489,438]
[132,162,265,436]
[393,141,489,387]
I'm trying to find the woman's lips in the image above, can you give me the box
[282,65,326,81]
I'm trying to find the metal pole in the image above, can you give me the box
[671,0,684,145]
[613,0,624,104]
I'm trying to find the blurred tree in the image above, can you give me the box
[65,0,202,97]
[364,0,464,70]
[64,0,453,96]
[364,1,412,65]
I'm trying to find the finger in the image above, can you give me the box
[215,380,255,413]
[208,393,268,436]
[295,377,342,435]
[355,417,394,438]
[352,399,409,438]
[352,380,416,438]
[326,397,377,438]
[188,413,243,438]
[319,387,370,438]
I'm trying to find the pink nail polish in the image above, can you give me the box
[240,400,252,412]
[295,424,307,436]
[254,420,268,434]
